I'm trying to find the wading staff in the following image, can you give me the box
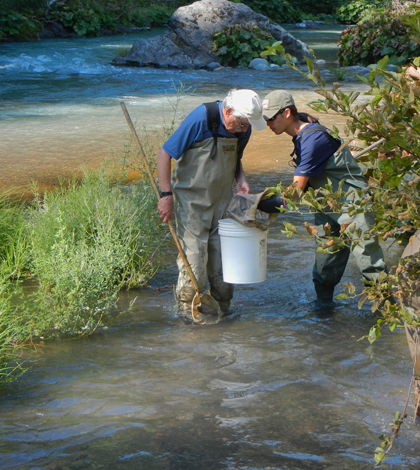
[353,138,386,159]
[120,101,223,324]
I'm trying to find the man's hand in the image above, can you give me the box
[236,180,250,194]
[157,148,173,222]
[158,195,173,223]
[235,161,250,194]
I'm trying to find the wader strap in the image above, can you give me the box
[290,124,341,167]
[204,101,247,174]
[204,101,220,160]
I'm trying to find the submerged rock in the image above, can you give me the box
[114,0,311,70]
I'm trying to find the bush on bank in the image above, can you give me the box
[338,5,420,66]
[0,0,358,42]
[0,0,187,40]
[0,165,166,384]
[335,0,383,24]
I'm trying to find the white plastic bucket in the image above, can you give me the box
[218,218,267,284]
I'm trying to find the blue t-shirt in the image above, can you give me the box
[293,124,340,177]
[162,102,251,161]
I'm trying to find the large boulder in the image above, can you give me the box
[114,0,311,69]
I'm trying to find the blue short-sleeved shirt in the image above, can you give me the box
[162,102,251,161]
[293,124,340,177]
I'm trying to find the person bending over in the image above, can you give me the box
[262,89,387,304]
[157,89,266,313]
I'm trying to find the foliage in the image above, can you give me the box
[338,7,420,66]
[47,0,121,36]
[335,0,383,24]
[269,49,420,325]
[0,196,29,383]
[0,0,48,13]
[296,0,341,17]
[234,0,301,24]
[0,194,30,279]
[23,167,163,338]
[260,40,293,66]
[1,0,187,40]
[0,10,42,40]
[129,3,177,27]
[212,24,278,67]
[264,33,420,461]
[0,275,26,386]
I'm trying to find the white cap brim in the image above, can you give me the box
[249,116,267,131]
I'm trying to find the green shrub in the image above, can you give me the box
[0,194,30,279]
[0,10,42,40]
[129,3,177,27]
[338,8,420,66]
[0,275,25,386]
[47,0,119,36]
[335,0,382,24]
[293,0,340,17]
[212,24,278,67]
[1,0,48,13]
[236,0,301,24]
[25,167,164,338]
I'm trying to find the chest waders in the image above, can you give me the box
[171,136,238,310]
[297,128,387,302]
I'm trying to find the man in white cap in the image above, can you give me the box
[157,89,266,314]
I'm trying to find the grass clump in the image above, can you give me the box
[23,167,164,339]
[0,164,166,383]
[0,274,26,385]
[0,194,31,279]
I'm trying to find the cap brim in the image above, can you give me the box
[249,116,267,131]
[262,109,278,120]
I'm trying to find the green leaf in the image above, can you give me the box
[282,222,298,234]
[374,449,386,464]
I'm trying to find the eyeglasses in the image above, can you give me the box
[266,109,285,122]
[235,117,250,129]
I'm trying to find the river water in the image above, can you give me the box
[1,25,420,469]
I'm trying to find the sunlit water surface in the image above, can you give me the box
[1,25,352,195]
[1,25,419,469]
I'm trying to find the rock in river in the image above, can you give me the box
[113,0,311,69]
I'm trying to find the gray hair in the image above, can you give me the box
[223,89,243,118]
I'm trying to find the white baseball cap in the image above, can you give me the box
[231,89,267,130]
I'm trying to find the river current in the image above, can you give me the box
[0,25,419,469]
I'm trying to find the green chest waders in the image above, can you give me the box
[171,136,238,310]
[308,145,387,301]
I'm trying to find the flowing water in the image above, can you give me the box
[1,25,420,469]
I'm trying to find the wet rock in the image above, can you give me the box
[205,61,223,71]
[295,20,321,29]
[249,58,270,70]
[115,0,311,70]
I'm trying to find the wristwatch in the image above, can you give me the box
[160,191,173,198]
